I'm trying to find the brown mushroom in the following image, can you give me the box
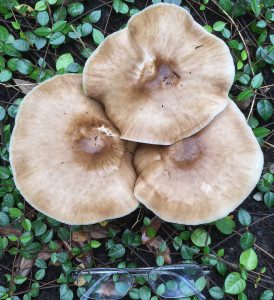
[133,101,264,225]
[10,74,139,225]
[83,3,234,145]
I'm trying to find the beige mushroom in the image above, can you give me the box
[133,101,264,225]
[83,3,234,145]
[10,74,139,225]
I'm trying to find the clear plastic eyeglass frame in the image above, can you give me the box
[73,264,211,300]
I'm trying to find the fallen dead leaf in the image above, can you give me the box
[141,216,162,244]
[88,224,108,239]
[146,236,172,265]
[0,226,20,237]
[13,79,37,95]
[72,230,89,243]
[74,275,86,287]
[15,256,34,277]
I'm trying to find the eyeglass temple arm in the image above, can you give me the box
[73,267,154,277]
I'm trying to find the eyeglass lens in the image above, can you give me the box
[148,265,206,298]
[77,271,132,300]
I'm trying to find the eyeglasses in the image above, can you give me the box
[73,264,211,300]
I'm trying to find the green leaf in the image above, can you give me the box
[37,11,49,26]
[113,0,129,14]
[219,0,232,13]
[90,240,101,248]
[34,36,47,50]
[115,281,129,296]
[203,25,212,33]
[222,28,231,39]
[12,39,29,52]
[191,229,211,247]
[264,192,274,208]
[41,229,53,243]
[215,217,235,235]
[34,27,51,36]
[239,248,258,271]
[33,221,47,236]
[35,269,45,280]
[0,25,9,42]
[14,275,27,285]
[9,207,23,218]
[49,32,65,45]
[0,56,5,71]
[253,127,270,138]
[248,116,258,128]
[250,0,261,17]
[237,88,254,101]
[181,245,199,259]
[145,226,156,239]
[257,100,273,121]
[52,21,67,32]
[228,40,243,50]
[251,73,263,89]
[0,286,7,298]
[0,212,10,226]
[143,217,151,226]
[257,20,266,28]
[139,286,151,300]
[108,244,125,259]
[238,209,251,226]
[88,10,101,23]
[68,2,84,17]
[240,232,255,250]
[0,69,12,83]
[208,286,224,299]
[156,255,164,266]
[22,219,32,231]
[60,285,74,300]
[20,232,32,244]
[129,288,140,299]
[92,28,104,45]
[81,23,93,37]
[56,53,74,70]
[15,59,33,75]
[35,258,47,269]
[35,1,47,11]
[213,21,226,31]
[224,272,246,295]
[260,290,273,300]
[241,50,247,61]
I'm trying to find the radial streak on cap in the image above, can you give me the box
[133,101,264,225]
[10,74,139,225]
[83,3,235,145]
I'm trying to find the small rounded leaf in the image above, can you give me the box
[239,248,258,271]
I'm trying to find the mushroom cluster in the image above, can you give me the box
[10,3,263,225]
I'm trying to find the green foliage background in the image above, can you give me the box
[0,0,273,299]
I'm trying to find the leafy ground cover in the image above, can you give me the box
[0,0,273,299]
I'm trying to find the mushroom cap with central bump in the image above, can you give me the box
[133,101,264,225]
[83,3,235,145]
[10,74,139,225]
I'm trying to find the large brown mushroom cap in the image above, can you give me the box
[83,3,234,145]
[10,74,139,225]
[133,101,264,225]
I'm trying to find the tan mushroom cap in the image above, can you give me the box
[133,101,264,225]
[10,74,139,225]
[83,3,235,145]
